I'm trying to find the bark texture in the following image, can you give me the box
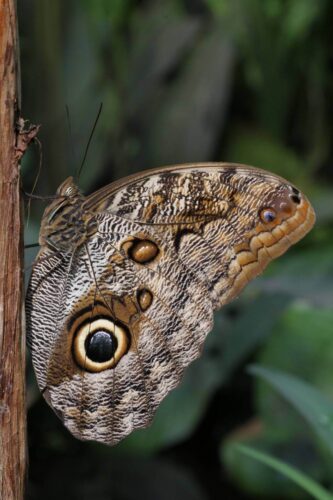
[0,1,26,499]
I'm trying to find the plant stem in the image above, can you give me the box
[0,0,27,499]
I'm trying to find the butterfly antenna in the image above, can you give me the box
[26,136,43,228]
[76,102,103,181]
[24,242,40,249]
[23,192,63,201]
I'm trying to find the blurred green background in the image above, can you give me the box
[20,0,333,499]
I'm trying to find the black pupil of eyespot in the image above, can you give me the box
[263,210,275,222]
[85,331,117,363]
[291,194,301,204]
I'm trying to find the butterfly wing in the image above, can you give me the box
[26,163,315,445]
[85,163,315,308]
[27,214,213,444]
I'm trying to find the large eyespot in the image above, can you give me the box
[73,318,129,372]
[259,208,277,224]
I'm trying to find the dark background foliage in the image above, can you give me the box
[21,0,333,498]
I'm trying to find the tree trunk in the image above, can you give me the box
[0,1,27,499]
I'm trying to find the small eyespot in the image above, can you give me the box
[259,208,277,224]
[291,194,301,205]
[128,239,159,264]
[137,288,153,311]
[73,318,129,372]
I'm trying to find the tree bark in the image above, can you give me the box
[0,1,26,499]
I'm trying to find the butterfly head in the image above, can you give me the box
[55,176,82,198]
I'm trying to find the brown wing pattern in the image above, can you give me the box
[26,163,315,445]
[85,163,315,308]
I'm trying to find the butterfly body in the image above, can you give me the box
[26,163,315,445]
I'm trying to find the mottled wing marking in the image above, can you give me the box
[87,165,315,307]
[26,163,315,445]
[27,213,213,444]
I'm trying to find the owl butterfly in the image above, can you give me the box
[26,163,315,445]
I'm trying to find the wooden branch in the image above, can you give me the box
[0,1,27,499]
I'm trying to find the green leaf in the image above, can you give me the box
[249,366,333,456]
[254,306,333,440]
[235,444,333,500]
[221,431,326,497]
[282,0,326,48]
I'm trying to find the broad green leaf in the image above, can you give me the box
[235,444,333,500]
[255,307,333,437]
[249,366,333,456]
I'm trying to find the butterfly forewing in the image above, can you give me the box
[85,164,315,308]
